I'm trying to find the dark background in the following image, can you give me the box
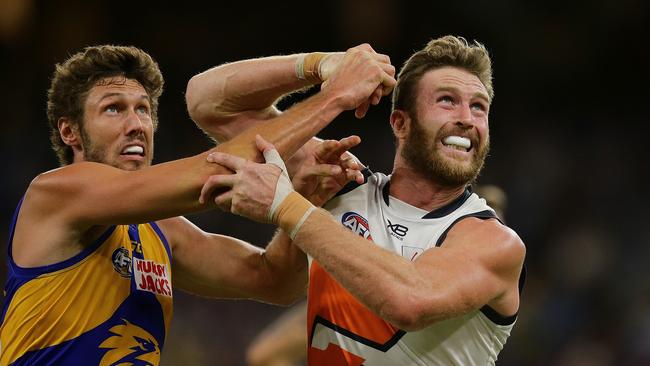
[1,0,648,364]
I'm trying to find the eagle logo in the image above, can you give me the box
[99,319,160,366]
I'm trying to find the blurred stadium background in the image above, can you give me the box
[1,0,648,364]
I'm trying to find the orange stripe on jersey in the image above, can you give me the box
[307,261,404,365]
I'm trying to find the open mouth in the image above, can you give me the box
[121,145,145,157]
[442,135,472,152]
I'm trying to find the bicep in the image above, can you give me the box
[414,219,524,318]
[29,160,220,227]
[158,216,269,298]
[194,105,282,143]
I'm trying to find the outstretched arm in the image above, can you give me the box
[27,45,394,225]
[15,44,394,268]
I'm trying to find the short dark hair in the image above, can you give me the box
[392,36,493,118]
[46,45,164,165]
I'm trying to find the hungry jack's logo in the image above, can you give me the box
[341,212,373,240]
[133,258,172,297]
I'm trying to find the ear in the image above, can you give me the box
[58,118,82,149]
[390,109,410,141]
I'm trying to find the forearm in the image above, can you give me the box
[257,229,308,304]
[291,209,431,329]
[150,90,347,218]
[168,217,306,304]
[186,54,317,141]
[216,90,344,163]
[37,87,345,227]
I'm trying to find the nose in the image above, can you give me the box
[454,103,473,127]
[124,108,145,136]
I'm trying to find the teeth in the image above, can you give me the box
[123,145,144,154]
[442,136,471,150]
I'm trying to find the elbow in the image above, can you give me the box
[186,76,231,142]
[257,268,307,306]
[185,75,204,122]
[260,281,304,306]
[381,292,436,332]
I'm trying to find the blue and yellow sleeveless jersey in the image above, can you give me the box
[0,198,173,365]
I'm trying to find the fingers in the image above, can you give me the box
[338,135,361,150]
[299,164,343,178]
[346,167,365,184]
[213,190,234,212]
[380,73,397,94]
[313,139,340,160]
[350,44,390,65]
[355,101,371,119]
[255,134,276,154]
[207,151,246,172]
[199,174,237,204]
[314,136,361,164]
[340,155,360,171]
[370,86,383,105]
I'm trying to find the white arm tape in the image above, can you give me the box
[262,148,294,222]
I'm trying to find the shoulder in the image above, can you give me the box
[445,217,525,272]
[155,216,205,251]
[27,163,120,198]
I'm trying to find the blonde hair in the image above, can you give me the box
[391,36,493,116]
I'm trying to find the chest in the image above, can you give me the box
[327,194,452,262]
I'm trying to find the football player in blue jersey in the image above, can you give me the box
[0,44,394,365]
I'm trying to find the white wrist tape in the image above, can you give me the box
[295,54,307,80]
[263,147,294,222]
[263,147,316,239]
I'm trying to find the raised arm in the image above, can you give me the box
[186,45,393,143]
[186,54,319,142]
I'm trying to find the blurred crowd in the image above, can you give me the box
[1,0,648,364]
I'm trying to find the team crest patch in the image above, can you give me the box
[111,247,132,278]
[99,319,160,365]
[341,212,373,240]
[133,257,172,297]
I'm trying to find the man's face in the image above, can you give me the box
[401,67,490,187]
[78,77,154,171]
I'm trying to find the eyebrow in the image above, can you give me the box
[97,93,151,103]
[435,86,490,103]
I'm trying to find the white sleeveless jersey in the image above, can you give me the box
[307,171,517,366]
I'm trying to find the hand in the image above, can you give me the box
[291,135,364,207]
[320,44,396,118]
[200,135,290,223]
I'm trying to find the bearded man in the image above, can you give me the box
[190,36,526,366]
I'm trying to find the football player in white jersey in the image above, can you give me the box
[189,36,525,365]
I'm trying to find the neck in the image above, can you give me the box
[389,164,467,213]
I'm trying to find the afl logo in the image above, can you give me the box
[341,212,373,240]
[112,247,132,278]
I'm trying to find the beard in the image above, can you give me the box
[401,117,489,187]
[80,126,109,164]
[79,127,152,171]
